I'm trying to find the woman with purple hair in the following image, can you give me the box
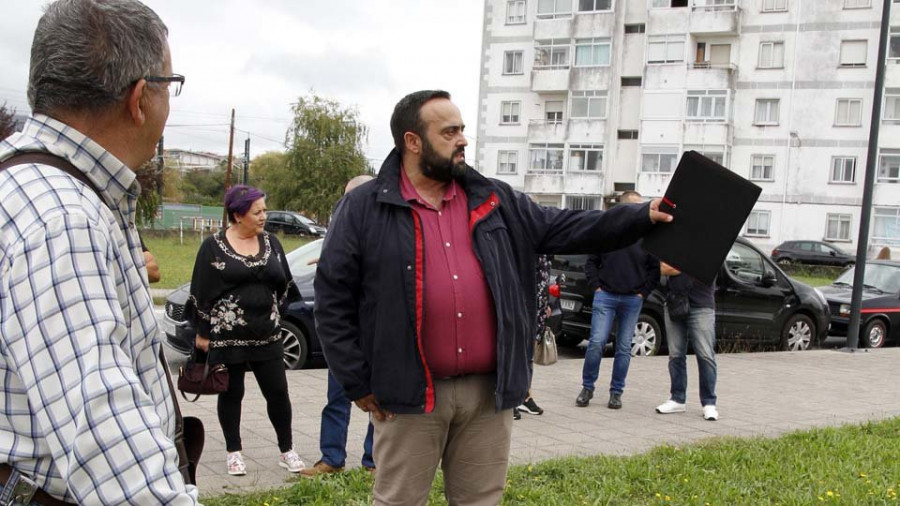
[185,184,304,476]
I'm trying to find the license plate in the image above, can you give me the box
[561,299,576,311]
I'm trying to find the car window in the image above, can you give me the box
[726,243,766,284]
[799,242,814,252]
[286,239,324,277]
[268,212,282,222]
[834,263,900,293]
[297,215,315,226]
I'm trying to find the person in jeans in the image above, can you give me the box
[576,191,660,410]
[302,174,376,477]
[655,262,719,421]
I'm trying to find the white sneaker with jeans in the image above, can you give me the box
[655,400,686,414]
[280,449,306,473]
[227,451,246,476]
[702,405,719,421]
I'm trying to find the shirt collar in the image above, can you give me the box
[21,114,139,205]
[399,164,458,210]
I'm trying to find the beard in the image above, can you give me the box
[420,138,467,183]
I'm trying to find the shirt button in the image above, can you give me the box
[458,348,463,353]
[445,242,451,247]
[457,312,463,318]
[407,265,412,270]
[453,274,459,280]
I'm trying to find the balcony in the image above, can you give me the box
[886,60,900,87]
[647,6,689,35]
[685,63,736,89]
[533,16,573,40]
[524,173,565,194]
[689,2,740,35]
[567,118,607,143]
[531,68,571,92]
[636,172,674,198]
[572,11,615,38]
[683,121,731,146]
[527,120,569,143]
[569,66,613,91]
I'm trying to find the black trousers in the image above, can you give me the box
[218,356,293,453]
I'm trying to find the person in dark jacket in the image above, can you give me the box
[576,191,661,410]
[313,90,672,506]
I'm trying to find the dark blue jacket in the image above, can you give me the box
[584,241,660,297]
[314,149,654,413]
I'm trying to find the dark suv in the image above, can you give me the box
[265,211,327,236]
[552,237,831,355]
[771,240,854,267]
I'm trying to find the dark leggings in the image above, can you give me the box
[218,356,293,453]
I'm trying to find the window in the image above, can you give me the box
[831,156,857,183]
[686,90,727,121]
[835,98,863,126]
[500,101,521,124]
[754,98,780,125]
[618,129,639,139]
[498,151,518,174]
[844,0,871,8]
[537,0,572,18]
[621,76,642,86]
[746,210,771,237]
[534,39,571,69]
[726,242,767,284]
[575,38,611,66]
[577,0,611,11]
[839,40,867,67]
[641,146,678,173]
[545,100,564,123]
[568,144,603,172]
[826,214,853,241]
[507,0,527,24]
[890,27,900,59]
[648,35,685,64]
[566,195,602,210]
[762,0,787,11]
[651,0,688,7]
[624,23,646,34]
[503,51,524,74]
[529,143,565,173]
[758,41,785,68]
[570,90,607,119]
[750,155,775,180]
[879,154,900,183]
[873,207,900,245]
[885,94,900,121]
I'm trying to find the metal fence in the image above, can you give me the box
[153,203,224,230]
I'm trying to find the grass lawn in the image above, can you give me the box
[205,417,900,505]
[143,232,312,289]
[790,275,834,288]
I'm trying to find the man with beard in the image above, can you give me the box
[314,90,673,505]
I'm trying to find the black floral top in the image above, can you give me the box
[186,230,299,364]
[535,254,552,339]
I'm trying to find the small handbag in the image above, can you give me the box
[177,351,229,402]
[534,326,558,366]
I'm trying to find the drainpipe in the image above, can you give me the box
[777,0,803,245]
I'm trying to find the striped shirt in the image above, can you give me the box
[0,115,198,504]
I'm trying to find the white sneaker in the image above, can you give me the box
[655,400,686,414]
[280,449,305,473]
[227,451,246,476]
[702,405,719,421]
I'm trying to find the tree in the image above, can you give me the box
[134,161,161,227]
[249,151,288,191]
[268,94,369,223]
[180,166,226,206]
[0,102,17,140]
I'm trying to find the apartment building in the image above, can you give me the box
[475,0,900,254]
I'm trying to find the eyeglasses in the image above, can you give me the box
[144,74,185,97]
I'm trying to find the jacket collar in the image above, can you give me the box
[375,148,495,212]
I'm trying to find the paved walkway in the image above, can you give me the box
[182,347,900,498]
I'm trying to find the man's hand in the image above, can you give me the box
[195,335,210,352]
[649,198,674,224]
[354,393,392,421]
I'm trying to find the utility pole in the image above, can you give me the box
[243,137,250,185]
[222,108,235,226]
[845,0,891,350]
[155,136,164,229]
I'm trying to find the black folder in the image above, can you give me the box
[642,151,762,286]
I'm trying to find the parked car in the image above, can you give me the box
[265,210,327,237]
[161,239,325,369]
[819,260,900,348]
[770,240,854,267]
[551,236,831,355]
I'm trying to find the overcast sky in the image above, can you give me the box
[0,0,485,167]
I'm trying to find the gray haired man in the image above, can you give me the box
[0,0,197,504]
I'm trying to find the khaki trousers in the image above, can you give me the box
[372,374,513,506]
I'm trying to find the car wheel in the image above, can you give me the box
[631,314,662,357]
[781,314,815,351]
[863,319,888,349]
[279,321,309,370]
[776,257,792,266]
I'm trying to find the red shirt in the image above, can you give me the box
[400,168,497,378]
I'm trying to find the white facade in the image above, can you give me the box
[476,0,900,255]
[164,149,225,173]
